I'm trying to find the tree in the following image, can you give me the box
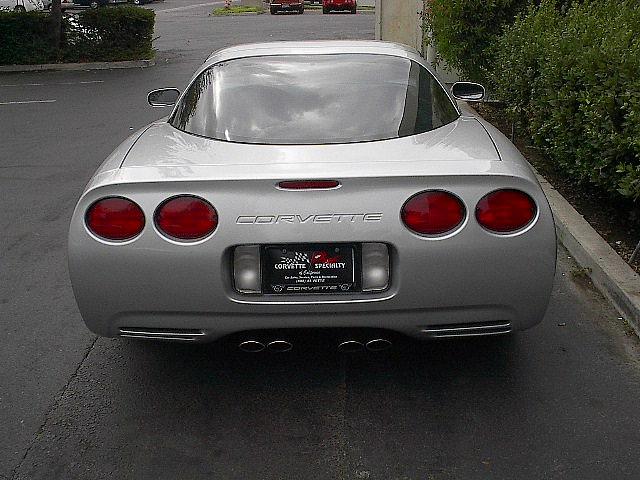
[50,0,61,52]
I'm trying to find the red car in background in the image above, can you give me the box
[323,0,356,14]
[269,0,304,14]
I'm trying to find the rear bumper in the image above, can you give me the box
[324,1,355,9]
[108,307,519,343]
[69,171,556,343]
[271,2,302,9]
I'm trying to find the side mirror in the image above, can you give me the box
[451,82,485,102]
[147,88,181,107]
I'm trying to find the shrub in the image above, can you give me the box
[0,6,154,65]
[68,6,155,62]
[490,0,640,200]
[423,0,530,81]
[0,11,57,65]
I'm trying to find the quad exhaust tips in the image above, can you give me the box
[337,338,393,353]
[239,338,392,353]
[238,340,293,353]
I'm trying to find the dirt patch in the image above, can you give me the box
[475,103,640,274]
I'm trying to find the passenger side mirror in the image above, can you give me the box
[451,82,485,102]
[147,88,181,107]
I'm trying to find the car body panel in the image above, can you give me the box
[323,0,356,11]
[69,41,556,342]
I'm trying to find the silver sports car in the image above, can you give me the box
[68,41,556,350]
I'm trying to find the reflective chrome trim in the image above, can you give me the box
[421,321,511,338]
[365,339,392,351]
[119,327,205,341]
[337,340,364,352]
[266,340,293,352]
[239,340,266,353]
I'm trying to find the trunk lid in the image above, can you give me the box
[120,117,500,181]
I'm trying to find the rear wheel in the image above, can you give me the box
[89,0,98,7]
[270,6,276,14]
[351,7,356,13]
[322,6,328,13]
[13,4,26,11]
[299,6,303,13]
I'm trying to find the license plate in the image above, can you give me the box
[263,244,360,294]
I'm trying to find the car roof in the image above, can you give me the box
[201,40,422,71]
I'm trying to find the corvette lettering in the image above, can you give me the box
[236,213,383,225]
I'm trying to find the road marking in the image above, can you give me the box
[155,1,224,13]
[0,81,104,87]
[0,100,56,105]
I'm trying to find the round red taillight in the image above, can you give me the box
[475,189,537,233]
[86,197,145,241]
[401,190,466,235]
[155,195,218,241]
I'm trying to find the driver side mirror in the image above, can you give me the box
[451,82,485,102]
[147,88,181,107]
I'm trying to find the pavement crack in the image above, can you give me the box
[9,335,99,480]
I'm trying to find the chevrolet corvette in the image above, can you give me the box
[68,41,556,351]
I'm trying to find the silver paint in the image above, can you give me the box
[68,41,557,342]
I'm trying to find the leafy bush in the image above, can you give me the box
[490,0,640,200]
[423,0,530,81]
[0,11,57,65]
[67,6,155,62]
[0,6,154,65]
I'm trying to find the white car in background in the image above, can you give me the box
[0,0,47,10]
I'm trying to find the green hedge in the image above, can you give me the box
[67,6,155,62]
[490,0,640,200]
[423,0,530,82]
[0,6,154,65]
[0,11,57,65]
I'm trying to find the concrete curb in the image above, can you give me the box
[537,173,640,336]
[0,58,155,73]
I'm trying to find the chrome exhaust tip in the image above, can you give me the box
[337,340,365,353]
[239,340,266,353]
[266,340,293,353]
[365,338,392,352]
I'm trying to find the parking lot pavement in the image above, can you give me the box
[1,4,640,479]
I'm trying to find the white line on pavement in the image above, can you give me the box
[0,100,57,105]
[155,1,225,14]
[0,81,104,87]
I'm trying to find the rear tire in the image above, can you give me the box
[13,4,26,11]
[90,0,98,7]
[322,6,328,13]
[351,7,356,14]
[299,6,303,13]
[270,6,276,14]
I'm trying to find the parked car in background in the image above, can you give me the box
[270,0,303,14]
[323,0,356,14]
[0,0,46,11]
[72,0,126,8]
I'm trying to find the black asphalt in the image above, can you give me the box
[1,2,639,479]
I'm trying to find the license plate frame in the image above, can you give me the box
[262,243,361,295]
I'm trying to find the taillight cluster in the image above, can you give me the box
[86,195,217,242]
[401,189,536,236]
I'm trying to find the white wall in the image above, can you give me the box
[375,0,460,82]
[375,0,424,54]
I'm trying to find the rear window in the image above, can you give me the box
[170,54,459,145]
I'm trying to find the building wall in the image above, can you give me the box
[375,0,424,54]
[375,0,460,82]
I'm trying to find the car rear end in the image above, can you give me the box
[68,43,556,344]
[323,0,356,13]
[270,0,303,13]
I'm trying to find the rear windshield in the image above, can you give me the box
[170,54,459,145]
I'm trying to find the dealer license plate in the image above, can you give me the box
[263,244,360,294]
